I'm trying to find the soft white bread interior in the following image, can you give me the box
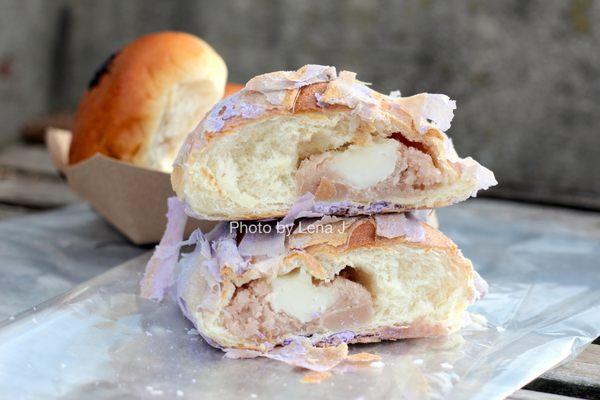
[177,215,477,351]
[172,65,496,220]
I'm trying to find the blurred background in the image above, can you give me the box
[0,0,598,215]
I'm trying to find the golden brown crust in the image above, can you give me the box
[293,82,327,112]
[313,178,338,200]
[292,217,458,255]
[199,81,437,147]
[223,82,244,98]
[292,82,349,114]
[69,31,226,167]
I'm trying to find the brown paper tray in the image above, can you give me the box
[45,128,215,244]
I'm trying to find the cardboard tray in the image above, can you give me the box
[46,128,215,245]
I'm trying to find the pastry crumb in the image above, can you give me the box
[300,371,332,384]
[346,352,381,363]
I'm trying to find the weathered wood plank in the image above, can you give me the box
[0,168,77,208]
[0,177,77,208]
[508,389,585,400]
[541,344,600,389]
[0,143,59,176]
[524,344,600,400]
[0,141,76,208]
[0,203,32,220]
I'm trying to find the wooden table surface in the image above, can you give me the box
[0,141,598,400]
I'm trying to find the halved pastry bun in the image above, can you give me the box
[177,214,479,351]
[172,64,496,220]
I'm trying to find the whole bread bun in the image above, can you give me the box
[175,214,481,351]
[69,31,227,172]
[172,65,496,220]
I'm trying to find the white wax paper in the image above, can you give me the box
[0,200,598,399]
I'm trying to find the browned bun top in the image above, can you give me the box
[223,82,244,98]
[69,31,227,171]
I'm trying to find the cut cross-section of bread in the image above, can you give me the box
[172,65,496,220]
[176,214,482,352]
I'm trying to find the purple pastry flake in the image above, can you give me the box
[140,197,189,301]
[319,331,356,346]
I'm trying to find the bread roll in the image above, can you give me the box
[172,65,496,220]
[69,31,227,172]
[176,215,481,351]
